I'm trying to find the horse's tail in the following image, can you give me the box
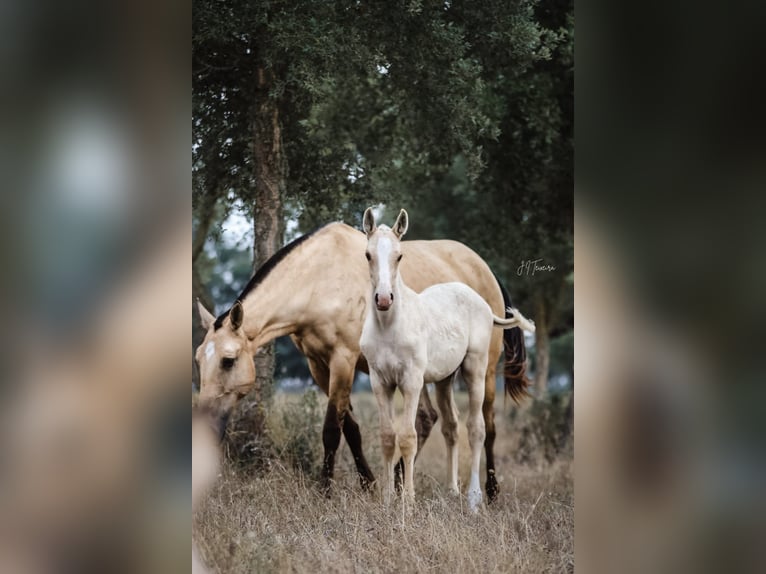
[493,275,532,404]
[493,307,536,333]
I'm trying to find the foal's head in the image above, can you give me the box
[195,300,256,436]
[362,207,409,311]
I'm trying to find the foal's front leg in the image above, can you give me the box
[369,371,396,504]
[399,373,424,501]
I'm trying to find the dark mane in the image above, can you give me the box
[213,226,323,330]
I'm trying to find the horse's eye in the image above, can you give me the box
[220,357,236,370]
[365,252,371,261]
[397,254,403,261]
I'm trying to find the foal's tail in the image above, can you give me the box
[493,275,532,404]
[493,307,536,333]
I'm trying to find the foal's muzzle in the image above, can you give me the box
[375,292,394,311]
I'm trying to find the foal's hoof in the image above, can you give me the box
[468,488,483,513]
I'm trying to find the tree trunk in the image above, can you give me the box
[192,197,217,390]
[534,296,550,396]
[246,66,286,435]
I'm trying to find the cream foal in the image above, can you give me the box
[359,208,535,511]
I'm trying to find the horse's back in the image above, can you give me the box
[401,239,503,315]
[289,225,503,367]
[418,282,495,381]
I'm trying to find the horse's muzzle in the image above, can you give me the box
[375,292,393,311]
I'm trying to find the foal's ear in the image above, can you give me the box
[393,209,409,239]
[229,301,244,331]
[197,299,216,331]
[362,207,377,237]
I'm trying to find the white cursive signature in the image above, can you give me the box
[517,258,556,276]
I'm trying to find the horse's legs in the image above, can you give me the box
[462,351,488,512]
[307,357,330,395]
[434,376,460,495]
[399,375,423,501]
[394,385,438,492]
[308,357,337,492]
[342,409,376,490]
[320,352,356,493]
[370,371,396,504]
[310,356,375,490]
[483,360,499,502]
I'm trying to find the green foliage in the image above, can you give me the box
[275,336,312,381]
[193,0,550,224]
[549,329,574,378]
[271,389,324,475]
[511,391,573,465]
[223,390,324,476]
[193,0,574,388]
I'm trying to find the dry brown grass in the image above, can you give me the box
[195,390,573,574]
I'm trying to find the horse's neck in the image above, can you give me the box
[394,274,418,309]
[240,269,309,349]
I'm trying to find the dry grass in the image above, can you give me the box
[195,390,573,574]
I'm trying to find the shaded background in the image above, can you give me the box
[0,0,762,572]
[192,0,574,404]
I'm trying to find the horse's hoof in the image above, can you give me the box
[486,472,499,503]
[468,488,483,513]
[359,475,375,492]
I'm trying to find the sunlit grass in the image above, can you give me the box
[195,390,573,573]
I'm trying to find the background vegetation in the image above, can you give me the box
[193,0,573,396]
[193,2,573,571]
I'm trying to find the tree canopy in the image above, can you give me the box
[193,0,573,392]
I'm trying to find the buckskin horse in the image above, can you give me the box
[359,208,535,510]
[195,221,529,500]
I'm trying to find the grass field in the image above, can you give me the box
[194,389,573,573]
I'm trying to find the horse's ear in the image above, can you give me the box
[393,209,408,239]
[362,207,377,237]
[229,301,244,331]
[197,299,216,330]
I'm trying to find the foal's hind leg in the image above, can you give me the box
[435,375,460,495]
[462,351,488,512]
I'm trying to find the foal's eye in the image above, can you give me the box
[365,252,371,261]
[397,254,403,261]
[220,357,236,370]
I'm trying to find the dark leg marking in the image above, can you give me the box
[321,402,342,495]
[342,407,376,490]
[484,402,499,502]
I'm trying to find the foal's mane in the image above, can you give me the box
[213,225,324,330]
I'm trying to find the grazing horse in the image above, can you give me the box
[195,221,530,498]
[359,208,535,510]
